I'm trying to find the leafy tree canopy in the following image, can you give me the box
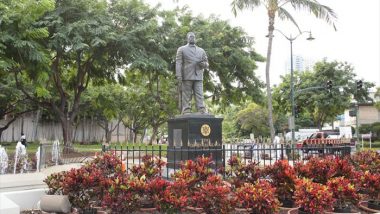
[3,0,164,145]
[152,8,265,109]
[273,60,375,129]
[375,87,380,111]
[0,0,51,138]
[1,0,266,144]
[236,102,271,137]
[82,84,129,143]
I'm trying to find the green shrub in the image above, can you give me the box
[359,122,380,141]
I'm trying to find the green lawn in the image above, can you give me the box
[106,143,168,156]
[0,141,167,154]
[1,142,40,153]
[355,140,380,152]
[108,142,167,150]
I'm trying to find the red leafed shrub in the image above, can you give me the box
[102,174,146,213]
[172,155,214,190]
[143,177,170,208]
[294,178,335,214]
[295,156,331,184]
[147,177,169,196]
[101,155,169,212]
[227,154,241,168]
[327,177,360,210]
[44,171,67,195]
[296,156,357,184]
[191,175,234,214]
[234,180,280,214]
[61,167,105,209]
[44,153,123,209]
[351,150,380,173]
[84,152,123,175]
[131,155,166,180]
[330,156,356,179]
[265,160,296,202]
[153,180,188,214]
[355,170,380,200]
[225,155,262,188]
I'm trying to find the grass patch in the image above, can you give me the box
[108,142,167,149]
[357,140,380,148]
[74,143,103,152]
[106,143,168,157]
[1,142,40,153]
[1,141,104,153]
[1,140,172,158]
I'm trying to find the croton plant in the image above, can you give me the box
[191,175,234,214]
[294,178,335,214]
[234,180,280,214]
[351,150,380,174]
[224,154,262,188]
[327,176,360,210]
[266,160,297,203]
[356,170,380,201]
[42,151,380,213]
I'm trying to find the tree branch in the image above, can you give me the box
[14,70,51,109]
[0,108,37,132]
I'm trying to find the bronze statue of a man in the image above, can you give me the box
[176,32,209,114]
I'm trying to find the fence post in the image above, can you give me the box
[121,145,123,162]
[214,146,217,173]
[159,145,162,160]
[281,144,284,160]
[222,145,226,179]
[126,144,129,173]
[173,147,176,171]
[39,144,42,172]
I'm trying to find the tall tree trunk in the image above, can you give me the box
[72,119,78,143]
[33,108,41,141]
[60,116,73,148]
[317,120,322,131]
[124,127,129,143]
[140,128,146,144]
[117,123,120,143]
[133,130,137,144]
[12,121,15,142]
[21,115,24,136]
[89,116,94,142]
[129,128,134,142]
[106,130,112,143]
[105,122,112,143]
[150,125,158,145]
[317,112,325,131]
[265,14,276,142]
[82,115,86,143]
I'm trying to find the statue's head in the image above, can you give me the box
[187,32,196,45]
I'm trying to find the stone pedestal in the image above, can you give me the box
[167,114,223,168]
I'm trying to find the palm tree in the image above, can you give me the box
[231,0,336,142]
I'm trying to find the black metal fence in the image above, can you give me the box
[38,144,94,171]
[35,143,352,176]
[106,143,352,178]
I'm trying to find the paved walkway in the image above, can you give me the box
[0,163,81,193]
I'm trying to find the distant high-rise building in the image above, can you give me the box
[285,55,316,74]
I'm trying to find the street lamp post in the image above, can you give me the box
[354,100,360,142]
[274,30,314,144]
